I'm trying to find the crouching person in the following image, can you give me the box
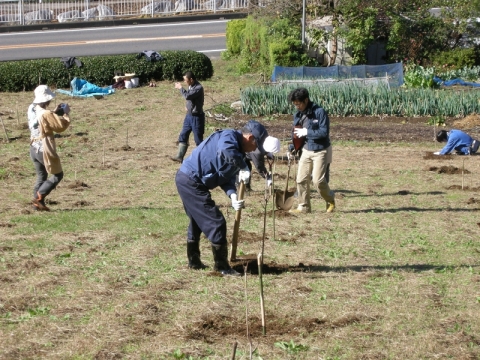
[434,129,480,155]
[175,120,278,276]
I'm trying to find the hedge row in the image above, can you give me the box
[0,50,214,92]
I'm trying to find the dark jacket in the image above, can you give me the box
[246,149,272,179]
[292,101,330,152]
[180,81,204,115]
[180,130,247,197]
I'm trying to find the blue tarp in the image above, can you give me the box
[56,77,115,97]
[433,76,480,88]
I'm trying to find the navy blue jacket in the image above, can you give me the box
[292,101,330,152]
[180,130,248,197]
[245,148,273,180]
[180,81,204,115]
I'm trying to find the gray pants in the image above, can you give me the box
[30,146,63,199]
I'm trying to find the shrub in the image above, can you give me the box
[269,37,317,69]
[229,15,317,74]
[225,19,246,57]
[430,48,480,70]
[0,50,213,92]
[160,50,213,82]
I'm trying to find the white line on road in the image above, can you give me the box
[0,33,225,49]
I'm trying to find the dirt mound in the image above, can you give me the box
[67,180,90,189]
[427,166,471,174]
[452,114,480,129]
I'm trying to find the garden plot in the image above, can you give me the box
[0,61,479,359]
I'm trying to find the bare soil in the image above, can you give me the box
[2,70,480,359]
[226,113,480,144]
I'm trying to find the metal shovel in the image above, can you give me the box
[275,158,295,211]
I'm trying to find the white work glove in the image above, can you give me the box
[230,193,245,211]
[238,168,251,184]
[286,151,294,161]
[267,178,272,187]
[294,127,308,138]
[433,151,440,155]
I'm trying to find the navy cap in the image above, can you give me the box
[243,120,269,154]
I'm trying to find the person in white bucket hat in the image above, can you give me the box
[28,85,71,211]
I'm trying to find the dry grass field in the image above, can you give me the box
[1,59,480,359]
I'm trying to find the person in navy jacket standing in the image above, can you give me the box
[170,71,205,163]
[288,87,335,214]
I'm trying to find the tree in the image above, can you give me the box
[307,0,480,65]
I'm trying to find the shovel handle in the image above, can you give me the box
[230,180,245,261]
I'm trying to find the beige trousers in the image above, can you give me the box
[296,146,334,211]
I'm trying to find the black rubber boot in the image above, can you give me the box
[212,244,240,276]
[170,143,188,163]
[187,241,207,270]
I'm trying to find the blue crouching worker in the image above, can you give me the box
[434,129,480,155]
[175,120,279,276]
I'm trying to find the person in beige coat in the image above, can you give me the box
[28,85,71,211]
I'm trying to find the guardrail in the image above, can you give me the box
[0,0,251,26]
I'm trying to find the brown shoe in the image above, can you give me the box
[32,192,50,211]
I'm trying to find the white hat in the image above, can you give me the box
[33,85,55,104]
[263,136,280,154]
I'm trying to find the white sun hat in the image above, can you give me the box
[263,136,281,154]
[33,85,55,104]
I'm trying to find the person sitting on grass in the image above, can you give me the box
[434,129,480,155]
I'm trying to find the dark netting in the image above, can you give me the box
[271,63,404,87]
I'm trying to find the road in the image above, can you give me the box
[0,19,227,61]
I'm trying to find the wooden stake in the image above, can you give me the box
[230,341,237,360]
[258,253,266,335]
[103,139,106,167]
[462,158,465,190]
[16,102,19,125]
[272,161,276,242]
[126,129,129,146]
[0,116,9,143]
